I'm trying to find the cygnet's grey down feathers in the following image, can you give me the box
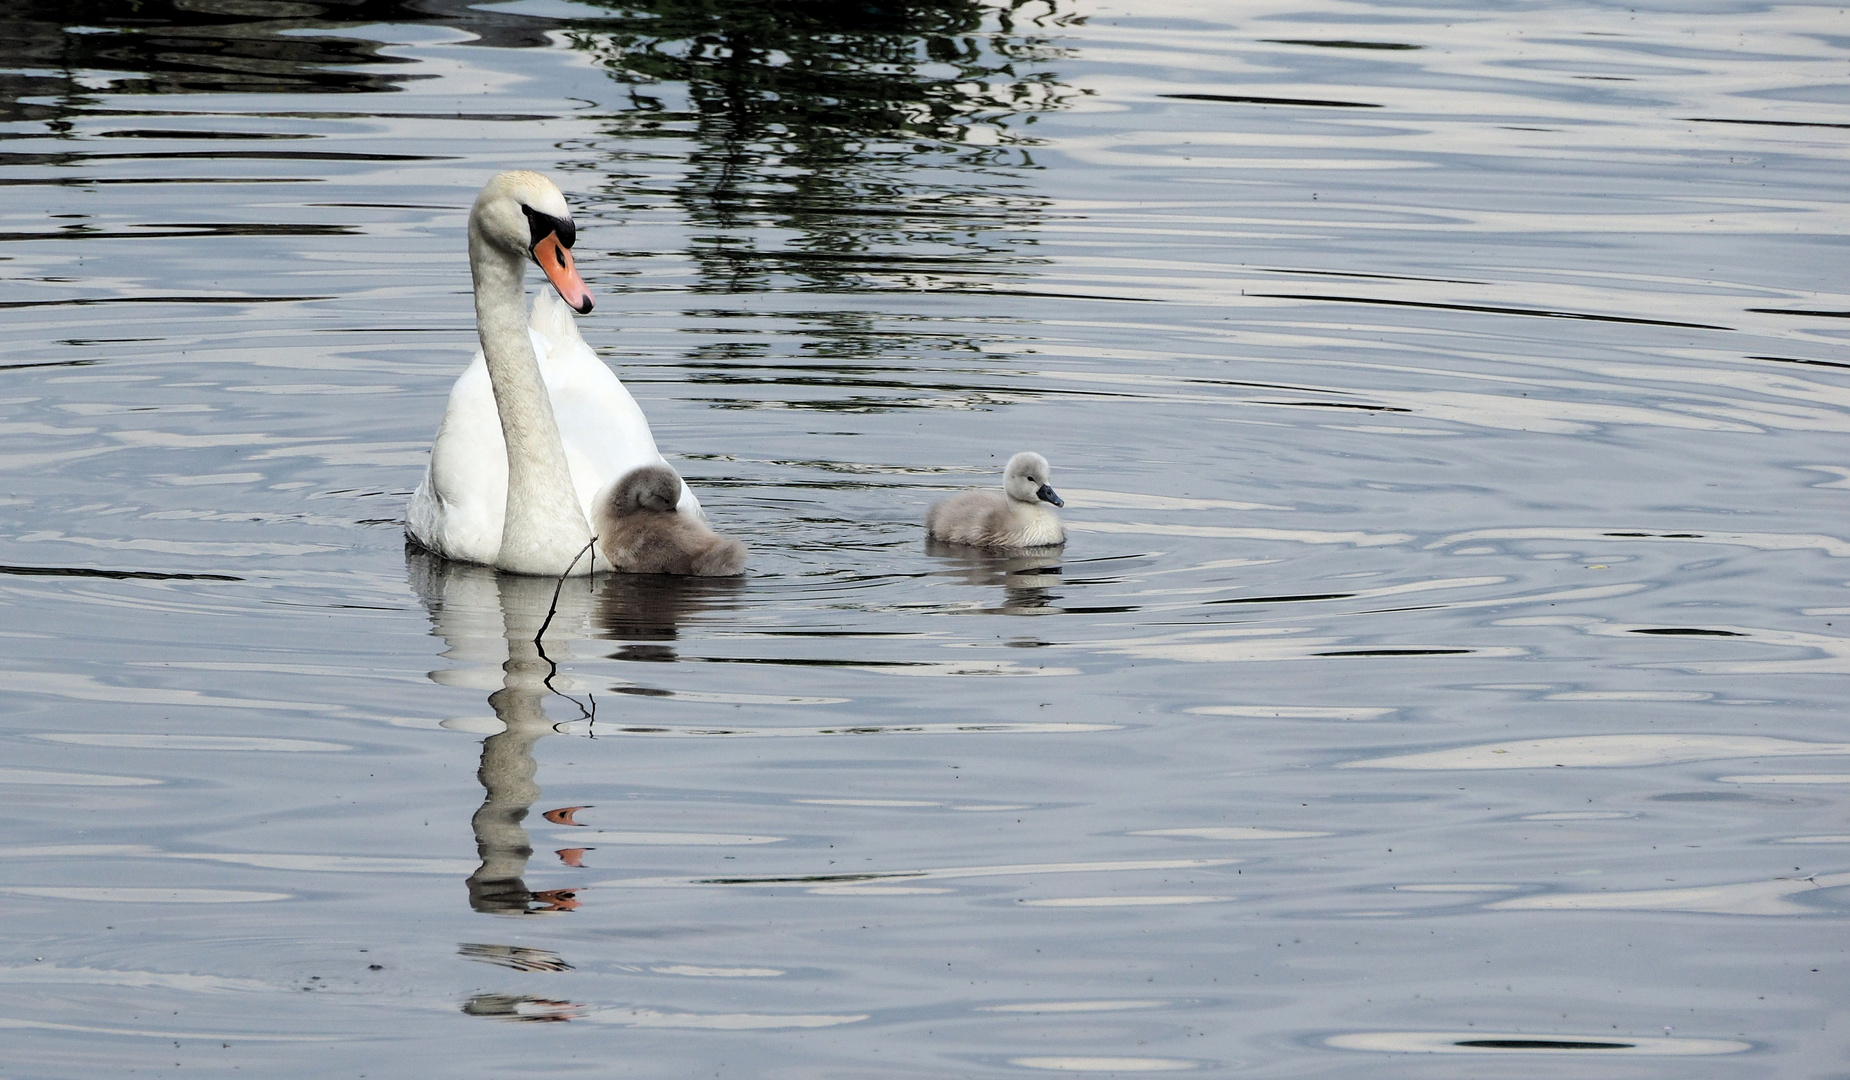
[594,465,747,576]
[924,451,1066,549]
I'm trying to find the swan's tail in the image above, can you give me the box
[529,287,587,349]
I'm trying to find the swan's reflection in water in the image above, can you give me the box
[594,572,752,665]
[925,539,1064,613]
[406,547,739,918]
[460,992,582,1023]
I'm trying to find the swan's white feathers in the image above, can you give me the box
[407,288,699,570]
[472,170,571,256]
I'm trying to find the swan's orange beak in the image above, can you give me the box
[532,232,593,314]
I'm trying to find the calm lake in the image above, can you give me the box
[2,0,1847,1074]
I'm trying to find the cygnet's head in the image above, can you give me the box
[1003,451,1063,508]
[609,464,683,516]
[471,170,593,314]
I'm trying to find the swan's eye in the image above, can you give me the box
[521,205,576,251]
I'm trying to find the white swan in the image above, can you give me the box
[925,451,1066,549]
[406,170,699,576]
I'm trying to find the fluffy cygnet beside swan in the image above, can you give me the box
[595,465,747,576]
[925,451,1066,549]
[406,170,699,576]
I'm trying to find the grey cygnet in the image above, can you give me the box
[594,465,747,576]
[924,451,1066,549]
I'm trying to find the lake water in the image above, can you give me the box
[2,0,1847,1074]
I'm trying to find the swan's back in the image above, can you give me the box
[530,291,696,518]
[925,490,1013,547]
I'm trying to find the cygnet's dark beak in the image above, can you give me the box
[1036,484,1064,508]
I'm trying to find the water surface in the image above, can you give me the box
[2,0,1848,1074]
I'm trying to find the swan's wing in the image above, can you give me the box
[407,350,507,565]
[926,490,1012,547]
[530,292,703,518]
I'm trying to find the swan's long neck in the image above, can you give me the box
[470,225,592,575]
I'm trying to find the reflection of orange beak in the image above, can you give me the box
[543,805,591,826]
[532,232,593,314]
[543,802,588,828]
[531,888,581,913]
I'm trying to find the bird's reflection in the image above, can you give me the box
[592,572,750,664]
[406,546,739,917]
[925,538,1063,612]
[459,942,575,972]
[460,993,583,1023]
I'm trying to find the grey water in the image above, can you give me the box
[1,0,1847,1074]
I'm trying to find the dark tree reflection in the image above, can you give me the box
[565,0,1081,295]
[0,0,565,123]
[0,0,1079,409]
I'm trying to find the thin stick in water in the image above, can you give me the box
[536,539,599,722]
[536,538,597,645]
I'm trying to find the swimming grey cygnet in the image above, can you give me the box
[594,465,747,576]
[925,451,1066,549]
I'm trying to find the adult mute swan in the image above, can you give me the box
[925,452,1066,549]
[406,170,699,576]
